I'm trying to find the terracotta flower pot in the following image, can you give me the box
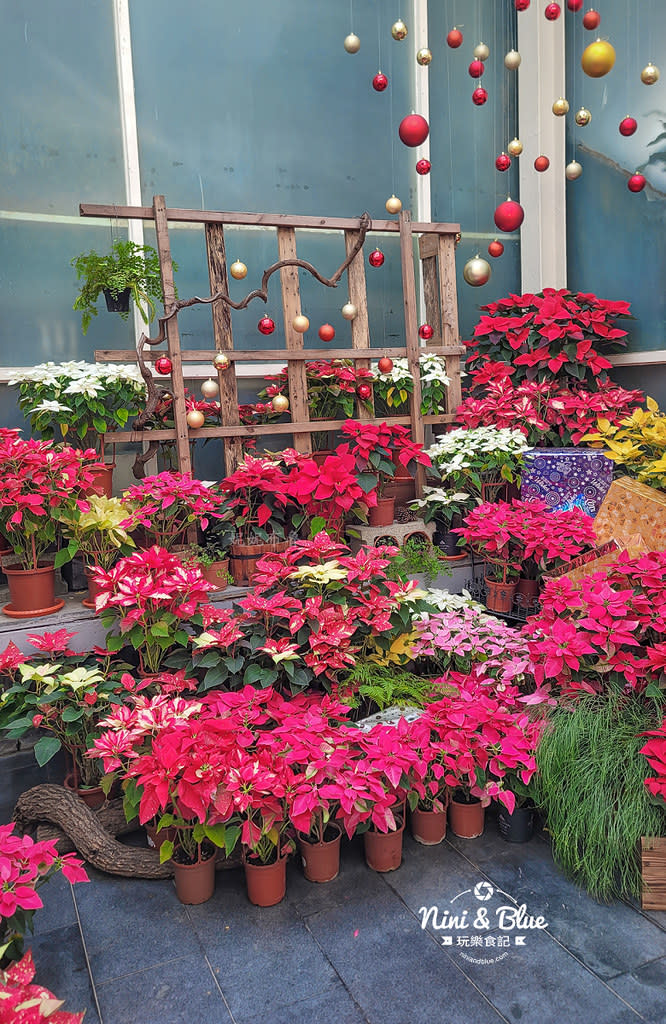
[448,796,485,839]
[410,806,449,846]
[63,772,106,811]
[243,853,287,906]
[173,849,216,905]
[145,820,177,851]
[484,577,517,615]
[3,563,64,618]
[363,800,405,872]
[368,496,396,527]
[297,825,342,883]
[85,463,115,499]
[229,540,288,586]
[82,566,104,609]
[200,558,230,591]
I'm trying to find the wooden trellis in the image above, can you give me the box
[82,196,464,492]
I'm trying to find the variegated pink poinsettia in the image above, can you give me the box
[121,471,227,549]
[0,950,85,1023]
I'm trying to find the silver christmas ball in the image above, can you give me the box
[474,42,490,61]
[565,160,583,180]
[341,302,358,320]
[504,49,522,70]
[344,33,361,54]
[463,256,491,287]
[201,377,220,399]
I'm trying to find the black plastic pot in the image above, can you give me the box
[434,530,461,557]
[103,287,131,313]
[497,803,535,843]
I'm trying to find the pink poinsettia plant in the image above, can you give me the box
[640,719,666,807]
[279,446,377,537]
[121,471,227,550]
[341,420,431,496]
[466,288,631,384]
[0,949,85,1023]
[217,455,298,542]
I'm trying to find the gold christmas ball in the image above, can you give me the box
[565,160,583,180]
[463,256,491,287]
[200,378,220,399]
[507,138,523,157]
[186,409,205,429]
[552,97,570,116]
[292,314,310,333]
[229,259,247,280]
[341,302,358,320]
[391,19,408,41]
[271,394,290,414]
[213,352,231,371]
[575,107,592,127]
[504,49,521,70]
[416,47,432,66]
[385,194,403,214]
[581,40,616,79]
[344,33,361,54]
[641,62,660,85]
[474,42,490,61]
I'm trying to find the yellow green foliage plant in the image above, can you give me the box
[582,397,666,490]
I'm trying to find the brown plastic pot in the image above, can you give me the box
[484,577,517,615]
[173,849,216,905]
[448,796,485,839]
[297,825,342,883]
[3,563,64,618]
[363,800,405,872]
[368,496,396,527]
[200,558,230,591]
[243,853,287,906]
[82,567,104,609]
[85,463,115,499]
[63,773,106,811]
[410,806,448,846]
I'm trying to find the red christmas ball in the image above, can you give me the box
[494,199,525,232]
[318,323,335,342]
[488,240,505,258]
[357,383,372,401]
[398,113,430,147]
[377,357,394,373]
[567,0,583,10]
[627,173,646,193]
[472,87,488,106]
[619,117,638,137]
[534,155,550,172]
[447,28,463,48]
[154,356,172,375]
[258,315,275,335]
[416,158,432,175]
[468,59,485,79]
[373,72,388,92]
[545,3,561,20]
[418,323,435,340]
[495,153,512,172]
[514,0,530,10]
[369,248,385,268]
[582,9,600,30]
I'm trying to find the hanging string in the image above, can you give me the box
[377,0,382,71]
[388,12,396,195]
[349,0,354,33]
[446,0,456,219]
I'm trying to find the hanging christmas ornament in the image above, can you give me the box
[391,19,408,41]
[341,302,358,320]
[507,138,524,156]
[494,199,525,232]
[514,0,530,10]
[229,259,247,280]
[417,48,432,66]
[565,160,583,180]
[552,97,570,116]
[641,63,660,85]
[575,107,592,126]
[472,87,488,106]
[488,240,505,258]
[213,352,230,372]
[344,33,361,54]
[463,256,491,287]
[582,9,600,30]
[474,42,490,61]
[318,323,336,342]
[369,248,385,267]
[619,117,638,137]
[416,158,432,175]
[495,153,512,171]
[271,394,290,413]
[154,356,172,375]
[567,0,583,10]
[468,59,485,78]
[418,323,435,340]
[627,173,647,193]
[186,409,205,429]
[377,357,394,373]
[201,378,220,399]
[545,4,561,20]
[357,383,373,401]
[581,40,615,78]
[257,315,275,335]
[372,71,389,92]
[446,28,463,48]
[292,314,310,333]
[504,50,522,70]
[385,195,403,214]
[534,155,550,172]
[398,113,429,146]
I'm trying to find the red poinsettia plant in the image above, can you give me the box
[466,288,631,384]
[121,471,227,550]
[341,420,431,496]
[280,446,377,537]
[217,455,297,542]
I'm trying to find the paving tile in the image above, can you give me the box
[95,953,231,1024]
[233,979,367,1024]
[74,872,202,985]
[28,923,100,1024]
[306,889,504,1024]
[285,835,390,918]
[31,871,77,936]
[608,957,666,1024]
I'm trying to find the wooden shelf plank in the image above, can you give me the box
[95,345,467,363]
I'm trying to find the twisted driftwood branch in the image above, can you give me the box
[132,211,372,432]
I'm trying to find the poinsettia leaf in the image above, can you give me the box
[34,735,62,766]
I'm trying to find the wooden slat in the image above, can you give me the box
[205,222,245,473]
[641,837,666,910]
[421,254,442,345]
[418,234,440,260]
[153,195,191,475]
[277,227,310,453]
[399,211,426,496]
[96,345,466,363]
[438,234,462,415]
[80,202,460,236]
[345,228,372,421]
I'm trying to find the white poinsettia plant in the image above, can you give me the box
[409,485,478,528]
[426,426,529,498]
[372,353,451,415]
[8,360,146,451]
